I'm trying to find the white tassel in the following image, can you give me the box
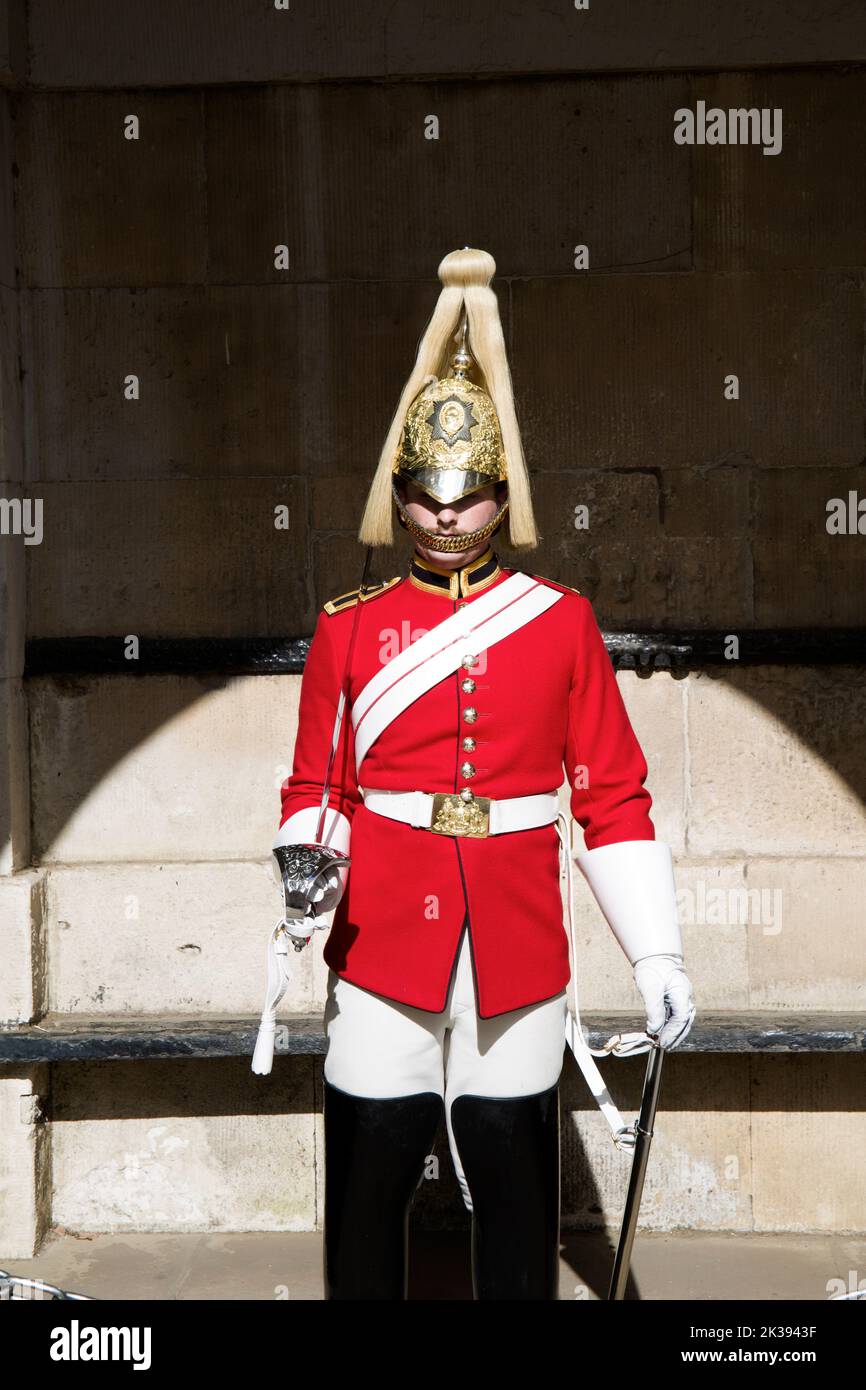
[251,919,292,1076]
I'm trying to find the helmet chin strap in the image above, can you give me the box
[391,479,509,554]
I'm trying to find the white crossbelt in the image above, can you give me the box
[360,787,559,834]
[351,573,564,774]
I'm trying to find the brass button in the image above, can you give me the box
[459,787,474,801]
[461,654,478,669]
[462,707,478,724]
[462,736,476,752]
[461,677,476,693]
[460,761,476,779]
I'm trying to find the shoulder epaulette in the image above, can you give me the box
[323,574,403,616]
[530,574,582,597]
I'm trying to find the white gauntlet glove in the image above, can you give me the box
[574,839,697,1051]
[632,952,696,1050]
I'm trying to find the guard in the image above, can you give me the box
[256,246,696,1300]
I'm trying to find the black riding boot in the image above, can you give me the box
[449,1083,561,1300]
[322,1078,444,1300]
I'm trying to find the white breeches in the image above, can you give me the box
[323,923,567,1211]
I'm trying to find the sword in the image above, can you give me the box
[556,815,677,1298]
[607,1037,666,1300]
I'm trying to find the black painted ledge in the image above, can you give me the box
[23,629,866,678]
[1,1011,863,1061]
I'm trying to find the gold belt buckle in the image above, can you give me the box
[429,792,491,838]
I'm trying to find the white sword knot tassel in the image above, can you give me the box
[251,917,293,1075]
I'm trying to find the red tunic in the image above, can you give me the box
[278,548,655,1018]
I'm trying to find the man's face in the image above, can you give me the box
[397,479,505,569]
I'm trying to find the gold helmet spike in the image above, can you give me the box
[358,247,538,552]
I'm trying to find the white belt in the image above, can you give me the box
[360,787,559,836]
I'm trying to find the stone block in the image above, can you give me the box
[0,870,43,1024]
[511,271,863,473]
[20,282,432,485]
[662,466,751,537]
[30,674,299,864]
[751,1055,866,1232]
[686,666,866,857]
[694,70,866,272]
[753,467,866,626]
[747,857,866,1010]
[43,858,311,1016]
[16,92,207,288]
[0,1064,50,1259]
[25,478,308,636]
[205,76,691,282]
[50,1056,319,1233]
[511,448,754,629]
[24,2,866,86]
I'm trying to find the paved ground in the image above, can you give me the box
[4,1229,865,1300]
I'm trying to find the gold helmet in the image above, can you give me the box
[390,318,510,552]
[359,247,538,554]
